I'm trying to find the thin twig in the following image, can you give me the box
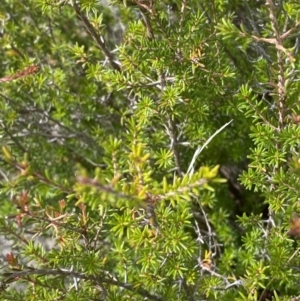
[1,268,163,301]
[244,97,279,132]
[72,2,121,72]
[266,0,286,128]
[166,114,183,175]
[0,122,28,153]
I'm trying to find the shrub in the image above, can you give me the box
[0,1,300,300]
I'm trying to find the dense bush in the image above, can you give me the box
[1,0,300,300]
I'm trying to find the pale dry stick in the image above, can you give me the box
[194,220,204,244]
[287,247,300,264]
[198,241,244,292]
[199,204,214,257]
[176,0,187,53]
[0,168,9,182]
[135,0,154,14]
[256,219,272,262]
[194,199,221,281]
[248,20,300,44]
[198,258,230,286]
[237,20,300,63]
[280,21,300,40]
[61,266,79,292]
[194,219,204,280]
[250,34,294,63]
[187,120,233,175]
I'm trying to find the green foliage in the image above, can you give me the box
[1,0,300,300]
